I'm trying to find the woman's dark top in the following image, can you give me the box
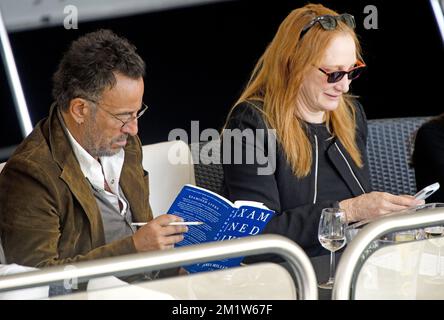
[305,122,354,204]
[222,100,371,257]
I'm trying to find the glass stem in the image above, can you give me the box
[329,251,336,282]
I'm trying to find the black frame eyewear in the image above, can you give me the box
[318,61,366,83]
[300,13,356,39]
[86,99,149,128]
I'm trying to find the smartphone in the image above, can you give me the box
[414,182,440,201]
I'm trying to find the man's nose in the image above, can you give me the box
[121,119,138,136]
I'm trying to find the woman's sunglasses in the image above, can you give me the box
[300,13,356,39]
[318,61,366,83]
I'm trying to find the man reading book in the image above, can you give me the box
[0,30,187,268]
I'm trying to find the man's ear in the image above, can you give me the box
[68,98,89,124]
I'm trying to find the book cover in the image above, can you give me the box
[167,184,275,273]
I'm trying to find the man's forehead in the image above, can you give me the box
[98,82,144,112]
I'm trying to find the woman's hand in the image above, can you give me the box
[339,192,425,222]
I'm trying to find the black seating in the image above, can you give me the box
[366,117,430,195]
[191,141,224,194]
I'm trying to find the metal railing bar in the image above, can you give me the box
[0,234,318,300]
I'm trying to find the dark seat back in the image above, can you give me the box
[191,141,224,195]
[366,117,431,195]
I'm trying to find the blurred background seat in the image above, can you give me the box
[366,117,431,195]
[191,140,224,195]
[142,140,195,217]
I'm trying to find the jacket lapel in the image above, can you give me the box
[327,139,371,197]
[48,105,104,247]
[60,157,105,246]
[119,140,152,223]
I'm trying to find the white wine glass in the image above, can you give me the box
[318,208,347,289]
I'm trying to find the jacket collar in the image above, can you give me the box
[119,146,147,224]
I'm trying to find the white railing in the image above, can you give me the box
[430,0,444,44]
[0,234,318,300]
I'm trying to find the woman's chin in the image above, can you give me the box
[321,101,340,111]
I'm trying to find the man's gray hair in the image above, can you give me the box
[52,29,146,111]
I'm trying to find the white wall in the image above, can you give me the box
[0,0,231,32]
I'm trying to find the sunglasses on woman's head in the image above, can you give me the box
[318,61,366,83]
[300,13,356,39]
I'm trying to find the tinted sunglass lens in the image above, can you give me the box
[340,14,356,29]
[319,16,337,30]
[328,71,346,83]
[348,67,364,80]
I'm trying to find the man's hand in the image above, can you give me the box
[132,214,188,252]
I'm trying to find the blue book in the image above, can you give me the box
[167,184,275,273]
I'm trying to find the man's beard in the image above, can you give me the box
[98,135,128,157]
[83,120,127,158]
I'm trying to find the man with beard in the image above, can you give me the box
[0,30,187,268]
